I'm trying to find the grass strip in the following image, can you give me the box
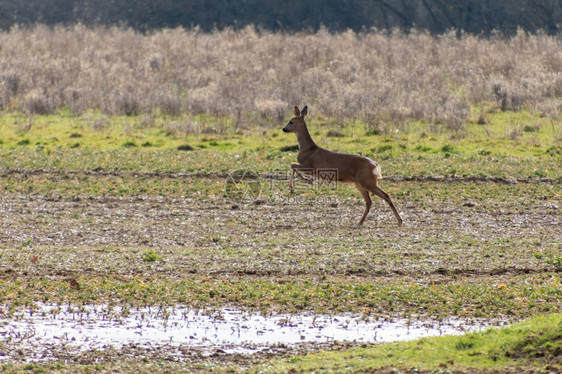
[0,275,560,319]
[258,313,562,373]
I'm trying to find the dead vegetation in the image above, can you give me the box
[1,25,562,131]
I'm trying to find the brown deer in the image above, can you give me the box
[282,105,403,226]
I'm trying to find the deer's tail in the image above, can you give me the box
[373,163,382,179]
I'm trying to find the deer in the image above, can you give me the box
[282,105,403,226]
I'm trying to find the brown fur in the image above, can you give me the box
[283,106,403,226]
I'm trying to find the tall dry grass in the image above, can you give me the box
[1,25,561,131]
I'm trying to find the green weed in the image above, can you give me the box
[121,140,137,148]
[534,252,562,267]
[523,125,540,133]
[177,144,194,151]
[142,249,160,262]
[326,130,345,138]
[279,144,299,152]
[414,144,432,152]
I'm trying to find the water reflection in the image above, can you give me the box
[0,304,488,357]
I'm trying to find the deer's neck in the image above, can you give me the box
[296,123,317,152]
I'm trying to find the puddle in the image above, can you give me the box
[0,304,489,360]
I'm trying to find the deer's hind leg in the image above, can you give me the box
[355,183,372,225]
[361,178,403,226]
[370,184,403,226]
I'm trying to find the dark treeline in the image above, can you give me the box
[1,0,561,35]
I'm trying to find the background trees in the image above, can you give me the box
[1,0,561,35]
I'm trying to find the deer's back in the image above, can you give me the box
[304,147,379,182]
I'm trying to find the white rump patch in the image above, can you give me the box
[373,163,383,179]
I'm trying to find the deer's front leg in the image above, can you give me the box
[289,163,300,193]
[289,163,315,193]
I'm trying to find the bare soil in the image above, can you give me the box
[0,170,560,371]
[1,178,559,281]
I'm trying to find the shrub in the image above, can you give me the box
[22,89,52,114]
[88,116,110,132]
[254,99,288,122]
[166,120,200,136]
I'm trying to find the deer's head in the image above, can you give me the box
[283,105,308,133]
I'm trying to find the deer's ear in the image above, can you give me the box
[294,106,300,117]
[301,105,308,118]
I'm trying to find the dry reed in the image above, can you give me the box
[1,25,561,131]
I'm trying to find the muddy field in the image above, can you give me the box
[1,172,559,279]
[0,169,560,370]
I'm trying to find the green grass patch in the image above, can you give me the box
[523,125,540,133]
[440,144,457,154]
[121,140,137,148]
[375,144,393,153]
[0,272,559,319]
[0,109,559,161]
[260,313,562,373]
